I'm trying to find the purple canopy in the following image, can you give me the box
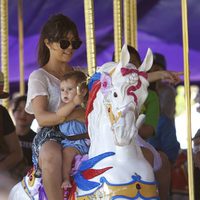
[6,0,200,84]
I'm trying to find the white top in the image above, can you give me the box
[25,68,61,132]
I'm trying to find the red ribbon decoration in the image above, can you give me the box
[121,67,148,104]
[121,67,148,79]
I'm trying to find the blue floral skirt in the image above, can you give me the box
[32,127,64,172]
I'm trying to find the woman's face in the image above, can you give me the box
[49,32,77,63]
[13,100,34,130]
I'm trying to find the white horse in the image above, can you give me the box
[9,44,159,200]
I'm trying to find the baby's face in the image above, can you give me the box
[60,79,77,104]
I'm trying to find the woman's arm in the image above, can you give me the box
[0,131,23,171]
[32,94,85,127]
[147,70,183,84]
[32,95,65,127]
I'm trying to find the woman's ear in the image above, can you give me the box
[44,39,51,49]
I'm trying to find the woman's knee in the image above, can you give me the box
[39,141,62,170]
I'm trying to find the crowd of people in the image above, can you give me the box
[0,13,199,200]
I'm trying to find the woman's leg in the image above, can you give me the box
[142,147,171,200]
[61,147,79,189]
[39,141,63,200]
[155,151,171,200]
[141,147,154,167]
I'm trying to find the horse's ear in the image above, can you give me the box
[120,44,130,67]
[139,48,153,72]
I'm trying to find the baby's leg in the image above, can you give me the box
[61,147,79,189]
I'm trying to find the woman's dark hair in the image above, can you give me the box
[12,95,27,113]
[38,14,80,67]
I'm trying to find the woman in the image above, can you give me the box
[25,14,84,200]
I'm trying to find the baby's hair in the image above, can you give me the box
[61,70,87,84]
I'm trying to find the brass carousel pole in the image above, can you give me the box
[113,0,122,62]
[123,0,131,45]
[84,0,96,76]
[130,0,137,49]
[124,0,137,49]
[181,0,194,199]
[18,0,25,95]
[1,0,9,108]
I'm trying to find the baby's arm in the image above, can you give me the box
[56,94,84,121]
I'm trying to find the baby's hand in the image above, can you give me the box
[73,94,84,106]
[73,83,87,106]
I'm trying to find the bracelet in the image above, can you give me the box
[193,145,200,154]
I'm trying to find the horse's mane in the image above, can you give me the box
[85,80,101,125]
[86,62,117,125]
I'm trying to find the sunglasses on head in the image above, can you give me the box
[59,40,82,50]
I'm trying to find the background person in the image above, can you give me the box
[192,129,200,199]
[0,71,23,197]
[11,95,35,167]
[126,46,174,200]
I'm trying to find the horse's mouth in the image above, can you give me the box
[116,101,136,115]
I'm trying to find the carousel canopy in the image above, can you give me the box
[5,0,200,83]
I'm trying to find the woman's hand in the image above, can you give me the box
[66,107,85,123]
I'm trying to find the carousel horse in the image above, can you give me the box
[9,44,159,200]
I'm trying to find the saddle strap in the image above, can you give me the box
[64,133,89,141]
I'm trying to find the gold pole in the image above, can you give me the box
[113,0,122,62]
[123,0,131,45]
[1,0,9,108]
[84,0,96,76]
[18,0,25,95]
[181,0,194,199]
[130,0,137,49]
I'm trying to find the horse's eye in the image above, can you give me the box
[113,92,118,97]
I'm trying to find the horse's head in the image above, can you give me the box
[87,44,153,147]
